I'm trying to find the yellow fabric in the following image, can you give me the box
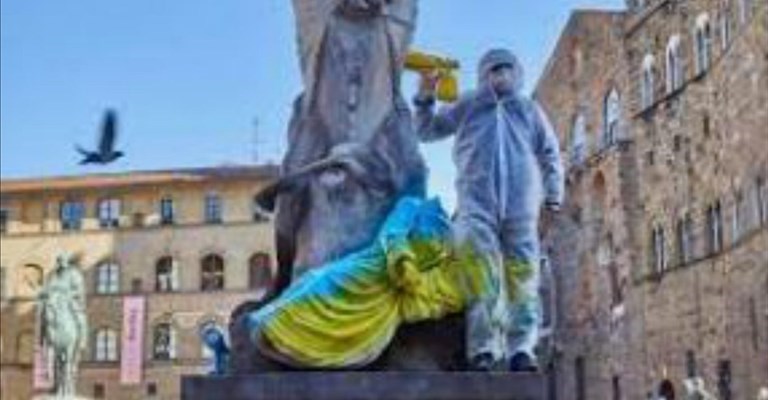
[258,239,496,368]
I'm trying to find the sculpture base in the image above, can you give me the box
[181,371,545,400]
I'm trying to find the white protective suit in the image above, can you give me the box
[414,49,564,365]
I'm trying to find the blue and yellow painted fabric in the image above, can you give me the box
[246,197,526,369]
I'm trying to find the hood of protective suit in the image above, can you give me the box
[477,48,524,95]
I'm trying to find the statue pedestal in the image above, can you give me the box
[181,371,546,400]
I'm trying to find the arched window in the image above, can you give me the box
[152,322,177,360]
[676,214,694,265]
[650,225,667,276]
[707,201,724,254]
[666,35,683,93]
[201,254,224,291]
[641,54,656,109]
[570,113,587,165]
[694,14,712,75]
[155,256,178,292]
[93,328,118,362]
[21,264,44,298]
[248,253,273,290]
[95,261,120,294]
[603,88,621,147]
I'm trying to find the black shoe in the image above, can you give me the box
[469,352,496,371]
[509,352,538,373]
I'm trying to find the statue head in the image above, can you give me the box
[55,253,74,272]
[477,48,524,97]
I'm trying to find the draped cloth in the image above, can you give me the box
[246,197,517,369]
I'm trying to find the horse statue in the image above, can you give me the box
[37,254,88,399]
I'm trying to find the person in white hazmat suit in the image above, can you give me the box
[413,48,564,371]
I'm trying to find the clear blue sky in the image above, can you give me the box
[1,0,623,209]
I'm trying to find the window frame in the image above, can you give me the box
[155,256,179,293]
[707,201,724,254]
[95,261,120,295]
[93,328,119,362]
[603,87,621,147]
[665,35,683,94]
[97,198,121,229]
[204,192,222,224]
[641,55,656,110]
[152,322,177,361]
[650,225,667,276]
[694,14,712,75]
[159,197,175,226]
[200,254,225,292]
[60,200,85,231]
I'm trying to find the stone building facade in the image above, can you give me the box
[536,1,767,399]
[0,165,279,399]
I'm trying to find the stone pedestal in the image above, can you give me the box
[181,371,546,400]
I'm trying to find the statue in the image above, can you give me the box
[37,253,88,399]
[264,0,427,293]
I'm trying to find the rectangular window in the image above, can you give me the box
[96,263,120,294]
[153,324,176,360]
[97,198,121,228]
[160,198,175,225]
[204,193,222,224]
[60,200,85,231]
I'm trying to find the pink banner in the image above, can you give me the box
[33,342,51,390]
[120,296,146,385]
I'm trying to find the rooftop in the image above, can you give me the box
[0,164,280,195]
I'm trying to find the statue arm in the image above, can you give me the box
[533,102,565,207]
[413,93,472,142]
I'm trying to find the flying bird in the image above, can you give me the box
[76,109,124,165]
